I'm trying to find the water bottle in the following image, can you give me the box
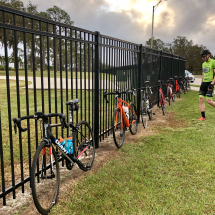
[58,137,67,148]
[58,137,73,154]
[66,137,73,154]
[123,106,129,120]
[146,99,149,109]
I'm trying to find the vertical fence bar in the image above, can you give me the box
[53,24,58,137]
[88,35,90,127]
[84,33,87,124]
[23,17,31,186]
[94,31,100,148]
[13,13,24,193]
[3,11,16,199]
[70,29,74,135]
[65,28,69,137]
[137,44,143,122]
[39,21,44,114]
[47,23,51,119]
[0,112,6,205]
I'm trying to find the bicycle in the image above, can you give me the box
[173,76,181,98]
[13,99,95,215]
[166,78,175,105]
[157,80,165,115]
[104,90,138,148]
[184,76,191,91]
[139,81,154,128]
[178,76,186,94]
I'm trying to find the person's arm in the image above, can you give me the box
[211,68,215,85]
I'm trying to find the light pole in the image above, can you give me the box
[151,0,168,48]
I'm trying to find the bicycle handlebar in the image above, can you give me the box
[13,112,66,135]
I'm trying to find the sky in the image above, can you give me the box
[19,0,215,55]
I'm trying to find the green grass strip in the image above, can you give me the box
[51,91,215,214]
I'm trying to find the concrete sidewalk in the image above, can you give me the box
[0,76,117,90]
[191,86,199,91]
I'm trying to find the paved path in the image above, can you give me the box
[0,76,117,90]
[193,78,201,86]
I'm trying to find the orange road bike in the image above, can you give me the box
[104,90,138,148]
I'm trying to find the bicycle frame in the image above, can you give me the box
[167,83,173,98]
[158,87,165,105]
[115,97,137,129]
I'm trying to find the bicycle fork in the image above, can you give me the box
[41,146,55,179]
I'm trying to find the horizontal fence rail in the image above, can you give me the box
[0,5,186,205]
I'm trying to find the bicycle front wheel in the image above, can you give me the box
[112,108,125,148]
[167,87,171,106]
[129,103,138,135]
[31,141,60,215]
[141,100,148,128]
[73,121,95,168]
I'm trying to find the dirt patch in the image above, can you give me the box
[0,103,187,215]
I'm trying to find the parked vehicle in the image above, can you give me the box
[185,70,195,83]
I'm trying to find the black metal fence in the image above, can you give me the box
[0,5,185,205]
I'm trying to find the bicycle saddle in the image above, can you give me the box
[66,99,79,105]
[144,81,149,84]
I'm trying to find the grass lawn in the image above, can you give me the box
[51,90,215,214]
[0,70,115,80]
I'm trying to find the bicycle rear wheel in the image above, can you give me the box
[73,121,95,168]
[129,103,138,135]
[141,99,148,128]
[186,82,191,91]
[162,101,165,115]
[31,141,60,215]
[148,100,153,121]
[172,93,175,102]
[112,108,125,148]
[176,90,180,98]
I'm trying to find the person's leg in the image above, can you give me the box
[206,85,215,107]
[199,97,205,111]
[199,83,207,120]
[206,98,215,107]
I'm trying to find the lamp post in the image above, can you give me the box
[151,0,168,48]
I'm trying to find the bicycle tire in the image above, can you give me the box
[187,82,191,91]
[148,100,153,121]
[162,101,165,115]
[129,103,138,135]
[167,87,171,106]
[31,141,60,215]
[73,120,95,168]
[176,91,180,98]
[160,94,165,115]
[112,108,125,148]
[183,84,185,94]
[172,94,175,102]
[141,99,148,128]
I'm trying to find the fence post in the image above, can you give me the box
[171,54,174,77]
[137,44,143,123]
[94,31,100,149]
[178,56,181,76]
[158,50,163,106]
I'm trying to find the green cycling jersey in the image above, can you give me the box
[202,59,215,82]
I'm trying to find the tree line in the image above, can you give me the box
[145,37,214,74]
[0,0,209,75]
[0,0,94,73]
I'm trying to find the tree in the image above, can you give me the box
[145,37,169,52]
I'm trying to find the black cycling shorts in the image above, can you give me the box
[199,82,214,98]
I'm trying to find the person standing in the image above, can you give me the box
[198,49,215,120]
